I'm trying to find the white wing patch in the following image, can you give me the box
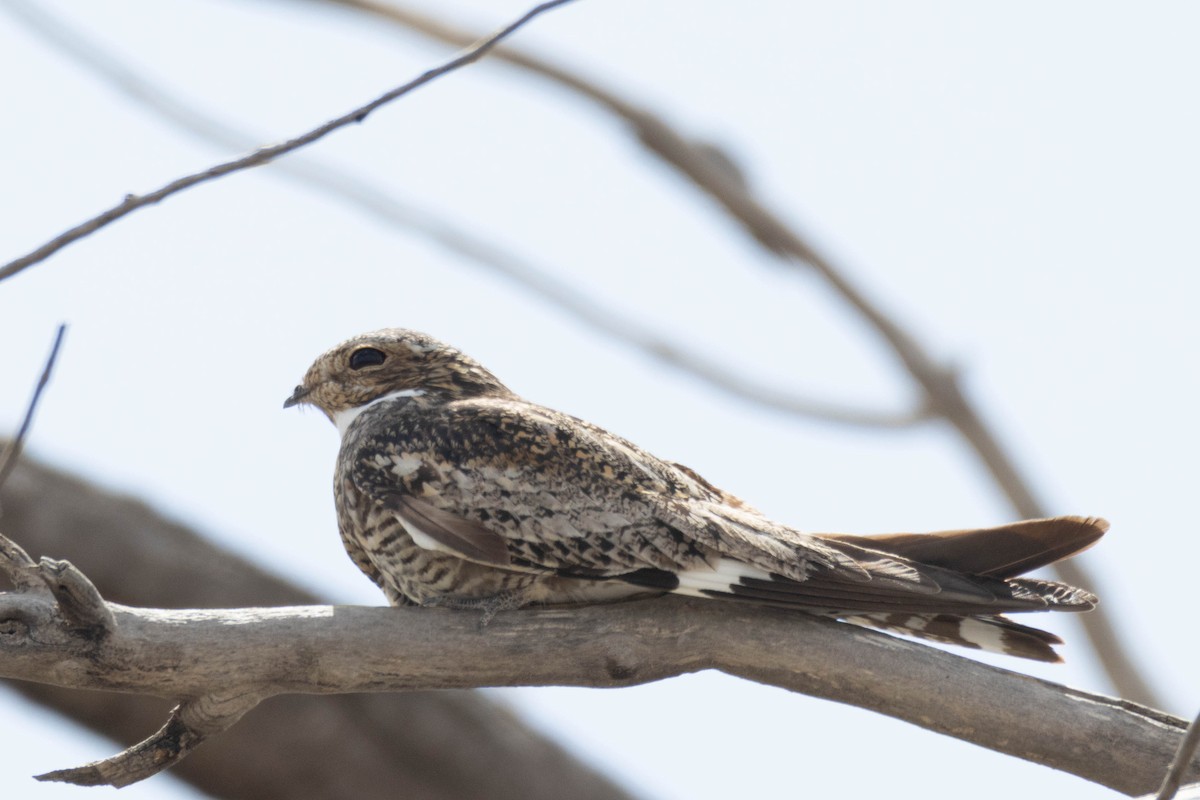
[391,512,456,556]
[334,389,426,438]
[387,453,424,478]
[673,558,774,598]
[841,614,1022,658]
[954,618,1009,653]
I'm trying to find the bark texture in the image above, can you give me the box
[1,589,1195,796]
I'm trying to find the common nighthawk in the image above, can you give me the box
[285,328,1105,662]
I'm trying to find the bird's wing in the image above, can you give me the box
[346,396,1100,618]
[344,396,1105,661]
[345,396,875,582]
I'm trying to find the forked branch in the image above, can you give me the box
[0,454,636,800]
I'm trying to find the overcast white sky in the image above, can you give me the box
[1,1,1198,798]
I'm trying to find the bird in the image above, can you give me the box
[285,328,1106,662]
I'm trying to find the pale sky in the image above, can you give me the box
[1,1,1198,798]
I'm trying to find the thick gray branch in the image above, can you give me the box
[0,588,1191,796]
[0,453,634,800]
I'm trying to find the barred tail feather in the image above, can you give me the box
[663,551,1092,661]
[843,613,1065,663]
[618,516,1107,662]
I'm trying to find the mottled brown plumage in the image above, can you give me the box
[286,328,1106,661]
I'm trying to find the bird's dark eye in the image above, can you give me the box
[349,347,387,370]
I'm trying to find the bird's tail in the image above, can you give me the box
[827,515,1107,661]
[669,515,1107,661]
[841,612,1067,662]
[819,515,1106,581]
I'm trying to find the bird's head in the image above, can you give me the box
[284,329,511,428]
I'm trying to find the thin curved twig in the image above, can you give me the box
[310,0,1159,707]
[0,324,66,501]
[0,0,576,283]
[1158,709,1200,800]
[1,0,926,430]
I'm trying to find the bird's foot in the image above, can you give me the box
[422,591,526,627]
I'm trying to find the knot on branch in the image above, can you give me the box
[0,531,115,643]
[2,529,264,787]
[0,617,31,645]
[37,557,117,636]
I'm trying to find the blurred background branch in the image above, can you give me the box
[1,0,925,431]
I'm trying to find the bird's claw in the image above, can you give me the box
[422,591,525,628]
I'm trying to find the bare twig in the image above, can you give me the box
[1144,788,1200,800]
[2,2,925,431]
[0,529,1192,794]
[1158,709,1200,800]
[35,707,202,787]
[0,525,41,592]
[37,692,261,787]
[0,0,576,283]
[0,539,114,712]
[0,530,113,642]
[311,0,1159,706]
[0,324,66,500]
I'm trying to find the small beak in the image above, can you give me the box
[283,385,311,409]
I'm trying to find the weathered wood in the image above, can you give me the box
[0,577,1195,795]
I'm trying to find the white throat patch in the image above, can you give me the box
[334,389,426,438]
